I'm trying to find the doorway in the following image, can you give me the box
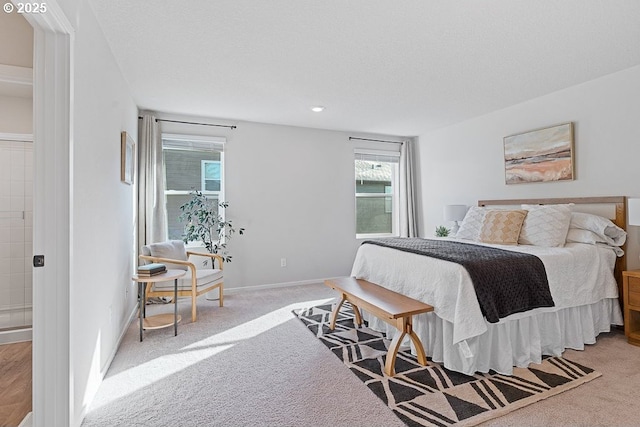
[0,135,33,340]
[0,8,34,426]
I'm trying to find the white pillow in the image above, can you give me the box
[566,229,625,256]
[455,206,485,241]
[518,204,572,247]
[569,212,626,246]
[566,228,609,245]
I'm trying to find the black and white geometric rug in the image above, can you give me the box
[294,303,602,427]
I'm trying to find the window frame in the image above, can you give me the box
[162,133,226,243]
[354,149,400,239]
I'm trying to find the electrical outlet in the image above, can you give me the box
[280,258,287,267]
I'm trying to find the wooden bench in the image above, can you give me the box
[324,277,434,376]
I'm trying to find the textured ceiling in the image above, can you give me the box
[88,0,640,136]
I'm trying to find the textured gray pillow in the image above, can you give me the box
[455,206,485,241]
[148,240,189,271]
[519,204,572,247]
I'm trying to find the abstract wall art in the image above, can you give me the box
[504,122,574,185]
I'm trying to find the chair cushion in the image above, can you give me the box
[147,240,189,271]
[153,269,223,291]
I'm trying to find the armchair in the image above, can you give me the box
[140,240,224,322]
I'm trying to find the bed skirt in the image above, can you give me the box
[362,298,623,375]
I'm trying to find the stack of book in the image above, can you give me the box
[137,263,167,277]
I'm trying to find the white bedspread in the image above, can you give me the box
[350,238,623,374]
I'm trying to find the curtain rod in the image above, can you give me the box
[137,116,236,129]
[348,136,403,145]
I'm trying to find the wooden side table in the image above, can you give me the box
[622,270,640,346]
[132,269,186,342]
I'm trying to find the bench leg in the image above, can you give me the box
[330,294,364,330]
[384,316,428,376]
[329,294,347,330]
[351,301,363,327]
[407,318,428,367]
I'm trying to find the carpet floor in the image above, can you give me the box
[82,283,640,427]
[294,302,602,427]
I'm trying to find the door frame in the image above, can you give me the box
[17,1,74,426]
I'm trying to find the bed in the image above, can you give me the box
[350,196,626,375]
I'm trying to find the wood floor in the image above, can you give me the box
[0,341,31,427]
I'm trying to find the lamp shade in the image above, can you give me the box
[444,205,468,222]
[628,198,640,226]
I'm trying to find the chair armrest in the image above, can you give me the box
[186,251,224,270]
[139,254,196,271]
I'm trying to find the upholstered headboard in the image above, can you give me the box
[478,196,627,305]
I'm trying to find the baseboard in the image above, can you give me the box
[76,303,138,424]
[18,411,32,427]
[0,327,32,345]
[225,277,342,295]
[105,304,138,372]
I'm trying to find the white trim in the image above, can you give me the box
[224,277,343,295]
[0,133,33,142]
[73,305,137,424]
[354,156,400,238]
[23,1,75,426]
[356,232,397,239]
[355,193,395,198]
[0,327,32,345]
[0,64,33,86]
[14,0,75,34]
[99,304,136,380]
[354,148,401,157]
[18,412,32,427]
[162,133,226,144]
[0,303,33,313]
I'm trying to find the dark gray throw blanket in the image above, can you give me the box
[362,238,554,323]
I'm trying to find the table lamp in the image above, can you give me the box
[444,204,468,235]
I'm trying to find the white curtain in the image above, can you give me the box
[137,113,167,247]
[399,139,418,237]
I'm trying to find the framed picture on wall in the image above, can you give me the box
[503,122,574,185]
[121,131,135,185]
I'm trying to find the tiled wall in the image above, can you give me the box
[0,140,32,329]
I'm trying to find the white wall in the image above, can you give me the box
[0,95,32,134]
[0,11,33,68]
[417,64,640,267]
[157,115,402,289]
[226,122,361,287]
[69,2,138,424]
[0,7,33,135]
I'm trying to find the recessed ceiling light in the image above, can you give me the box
[310,106,325,112]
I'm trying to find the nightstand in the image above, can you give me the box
[622,270,640,346]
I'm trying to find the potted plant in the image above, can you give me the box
[435,225,450,237]
[178,190,245,265]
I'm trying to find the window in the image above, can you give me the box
[202,160,221,191]
[163,134,225,240]
[354,149,400,238]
